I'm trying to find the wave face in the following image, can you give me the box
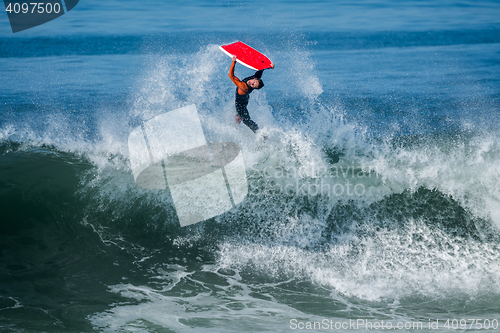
[2,1,500,332]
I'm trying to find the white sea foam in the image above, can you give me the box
[216,216,500,302]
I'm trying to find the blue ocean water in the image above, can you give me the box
[1,1,500,332]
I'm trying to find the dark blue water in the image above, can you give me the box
[1,1,500,332]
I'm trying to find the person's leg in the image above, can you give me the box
[237,106,259,133]
[242,116,259,133]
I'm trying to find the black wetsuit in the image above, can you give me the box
[235,70,263,133]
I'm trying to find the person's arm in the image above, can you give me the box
[229,56,249,94]
[251,62,274,79]
[253,70,263,79]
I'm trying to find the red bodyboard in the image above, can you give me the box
[220,41,272,71]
